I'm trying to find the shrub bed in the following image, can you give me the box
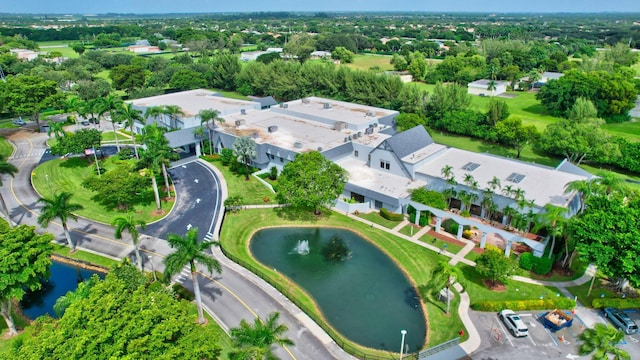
[518,252,554,275]
[592,298,640,309]
[380,208,404,221]
[472,298,576,312]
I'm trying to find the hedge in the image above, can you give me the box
[380,208,404,221]
[518,252,553,275]
[592,298,640,309]
[519,252,534,271]
[472,298,576,312]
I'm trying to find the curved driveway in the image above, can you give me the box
[1,128,351,360]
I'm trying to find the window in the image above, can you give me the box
[354,150,359,158]
[380,160,390,170]
[270,154,275,160]
[279,157,284,162]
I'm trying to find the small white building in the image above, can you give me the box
[467,79,508,97]
[10,48,38,61]
[540,72,564,83]
[311,50,332,59]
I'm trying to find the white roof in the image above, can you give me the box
[337,157,425,199]
[416,148,588,208]
[468,79,508,88]
[128,89,257,117]
[281,97,397,129]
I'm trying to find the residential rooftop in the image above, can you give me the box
[128,89,257,117]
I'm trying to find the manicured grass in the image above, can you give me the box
[566,275,618,307]
[201,157,274,205]
[419,234,464,255]
[101,131,131,142]
[579,163,640,191]
[464,250,481,262]
[31,156,173,224]
[52,244,118,269]
[399,224,420,237]
[343,54,394,71]
[0,137,13,158]
[459,263,562,306]
[202,312,234,359]
[602,121,640,141]
[356,211,403,229]
[527,256,588,282]
[428,130,559,167]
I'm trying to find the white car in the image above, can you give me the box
[499,309,529,337]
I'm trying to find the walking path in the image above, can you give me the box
[345,211,598,356]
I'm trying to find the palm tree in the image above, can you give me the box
[441,164,453,180]
[463,173,476,188]
[163,227,221,324]
[63,96,82,130]
[579,323,630,360]
[565,179,594,214]
[513,188,526,202]
[502,184,515,199]
[97,94,122,151]
[117,102,143,159]
[163,105,185,130]
[37,191,84,251]
[593,172,626,198]
[443,187,457,209]
[459,190,478,213]
[502,205,518,228]
[198,109,223,155]
[429,261,462,315]
[142,124,177,198]
[487,176,501,193]
[112,214,146,270]
[193,126,205,155]
[233,136,257,181]
[533,204,567,259]
[481,189,496,222]
[230,312,294,359]
[47,121,66,139]
[144,105,166,126]
[0,159,18,227]
[487,80,497,97]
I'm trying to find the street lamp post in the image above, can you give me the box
[399,329,407,360]
[147,255,157,282]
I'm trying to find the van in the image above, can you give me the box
[499,309,529,337]
[604,307,639,335]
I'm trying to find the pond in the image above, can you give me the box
[250,227,426,352]
[21,260,105,319]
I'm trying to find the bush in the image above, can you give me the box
[519,252,534,271]
[407,205,429,226]
[269,166,278,180]
[117,148,134,160]
[171,283,195,301]
[410,188,447,210]
[472,298,576,312]
[220,148,234,166]
[380,208,404,221]
[532,256,554,275]
[462,229,473,239]
[592,298,640,309]
[442,219,470,236]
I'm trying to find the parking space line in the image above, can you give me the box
[543,327,560,346]
[527,333,537,346]
[496,318,515,347]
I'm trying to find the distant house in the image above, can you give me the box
[135,39,151,46]
[10,48,38,61]
[384,71,413,83]
[240,48,283,62]
[310,50,332,59]
[540,72,564,83]
[467,79,508,97]
[127,45,160,53]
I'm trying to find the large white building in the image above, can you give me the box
[128,89,592,257]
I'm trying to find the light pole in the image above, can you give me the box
[399,329,407,360]
[147,255,157,282]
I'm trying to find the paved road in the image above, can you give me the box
[1,128,350,360]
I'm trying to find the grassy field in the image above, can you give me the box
[602,121,640,141]
[0,137,13,158]
[36,41,80,59]
[566,275,618,307]
[343,54,395,71]
[419,234,464,255]
[201,156,274,204]
[31,156,173,224]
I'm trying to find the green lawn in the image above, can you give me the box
[428,130,560,167]
[31,156,173,224]
[37,41,80,59]
[399,224,420,237]
[343,54,394,71]
[201,157,274,205]
[0,137,13,158]
[356,211,403,229]
[52,244,118,269]
[566,275,618,307]
[419,234,464,255]
[602,121,640,141]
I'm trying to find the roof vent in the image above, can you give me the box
[323,102,332,110]
[366,110,375,117]
[357,131,362,138]
[240,109,246,115]
[317,146,323,152]
[334,121,347,131]
[235,119,246,126]
[302,98,310,104]
[268,125,278,133]
[352,133,359,139]
[365,127,374,135]
[252,132,259,139]
[294,141,303,149]
[279,103,289,108]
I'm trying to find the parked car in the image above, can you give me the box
[12,118,26,126]
[81,120,90,126]
[499,309,529,337]
[604,307,639,335]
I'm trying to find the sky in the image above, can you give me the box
[2,0,640,14]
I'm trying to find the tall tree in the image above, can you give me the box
[533,204,568,259]
[163,227,222,324]
[578,323,630,360]
[198,109,223,155]
[495,118,539,158]
[112,214,146,270]
[47,121,66,139]
[0,159,18,227]
[163,105,185,130]
[0,225,54,336]
[232,136,257,181]
[0,75,63,131]
[97,94,122,152]
[37,191,84,251]
[116,102,143,159]
[476,245,516,287]
[141,123,176,199]
[277,151,347,215]
[230,312,294,360]
[429,261,462,315]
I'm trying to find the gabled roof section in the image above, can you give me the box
[384,125,434,160]
[555,159,595,179]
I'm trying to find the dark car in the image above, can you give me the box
[81,120,90,126]
[604,307,638,335]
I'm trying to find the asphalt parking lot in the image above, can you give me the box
[470,308,640,360]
